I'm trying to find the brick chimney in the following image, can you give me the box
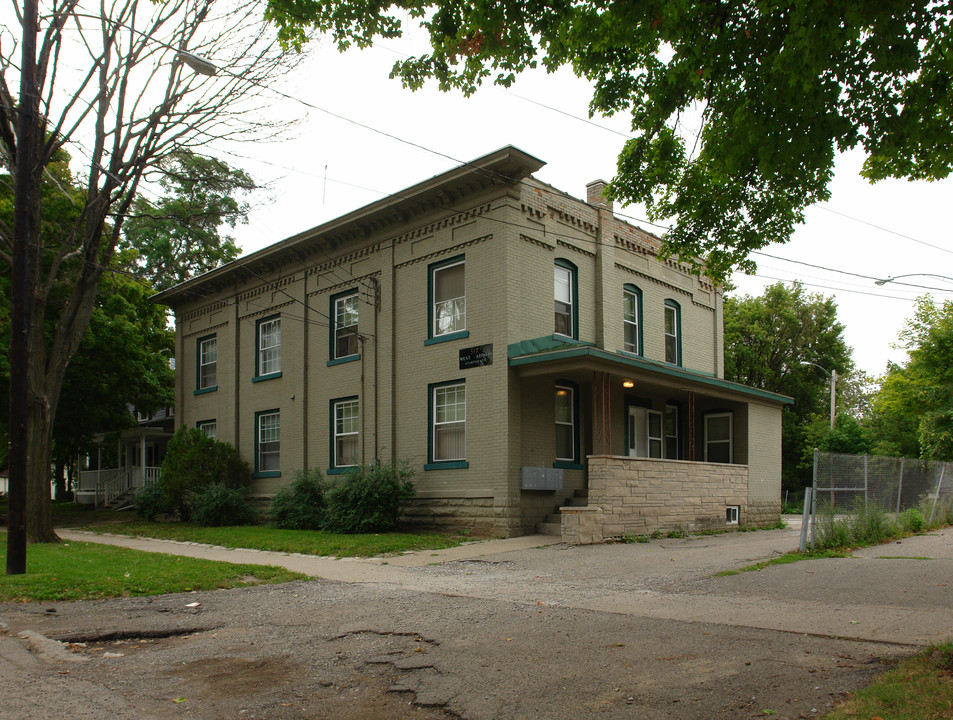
[586,179,613,211]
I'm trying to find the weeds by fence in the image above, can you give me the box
[801,451,953,551]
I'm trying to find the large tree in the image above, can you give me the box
[1,0,300,547]
[866,297,953,461]
[264,0,953,280]
[723,282,853,492]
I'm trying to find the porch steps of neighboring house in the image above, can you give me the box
[104,488,136,511]
[536,489,589,536]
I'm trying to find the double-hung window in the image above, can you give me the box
[332,398,359,470]
[196,335,217,392]
[256,316,281,379]
[429,381,466,466]
[665,404,679,460]
[197,420,217,441]
[255,410,280,475]
[430,257,466,340]
[704,412,733,464]
[554,259,577,339]
[555,382,580,467]
[623,284,642,355]
[664,300,681,366]
[331,291,359,361]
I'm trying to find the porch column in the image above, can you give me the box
[688,391,696,461]
[593,371,612,455]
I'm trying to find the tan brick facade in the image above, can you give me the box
[154,147,788,538]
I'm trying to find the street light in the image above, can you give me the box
[874,273,953,286]
[800,361,837,429]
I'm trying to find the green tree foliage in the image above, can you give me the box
[723,282,853,491]
[122,151,253,292]
[159,428,252,521]
[264,0,953,280]
[867,297,953,461]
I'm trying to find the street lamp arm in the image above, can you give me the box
[799,360,832,377]
[874,273,953,286]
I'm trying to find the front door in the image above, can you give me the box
[628,407,663,458]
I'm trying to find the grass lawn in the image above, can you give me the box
[0,540,306,602]
[79,521,468,557]
[824,643,953,720]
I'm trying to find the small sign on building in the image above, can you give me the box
[459,343,493,370]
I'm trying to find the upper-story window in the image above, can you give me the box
[623,284,642,355]
[196,335,217,393]
[664,299,681,366]
[332,290,359,361]
[431,257,466,339]
[256,316,281,379]
[554,259,577,339]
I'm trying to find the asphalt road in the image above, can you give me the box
[1,521,951,719]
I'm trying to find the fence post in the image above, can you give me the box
[799,486,811,553]
[863,454,869,522]
[896,457,904,515]
[929,467,945,524]
[811,448,819,551]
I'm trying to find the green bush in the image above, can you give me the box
[191,484,256,527]
[135,484,171,521]
[160,428,251,520]
[899,507,925,533]
[851,504,898,544]
[324,460,416,534]
[270,468,329,530]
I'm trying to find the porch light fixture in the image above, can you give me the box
[622,380,634,388]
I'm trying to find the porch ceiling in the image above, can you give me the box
[508,341,792,406]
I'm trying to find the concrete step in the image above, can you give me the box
[536,521,561,536]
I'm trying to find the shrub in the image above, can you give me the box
[324,460,416,534]
[191,484,256,527]
[899,507,925,533]
[160,428,251,520]
[270,468,329,530]
[135,484,171,521]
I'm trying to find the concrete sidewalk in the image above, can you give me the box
[57,524,953,647]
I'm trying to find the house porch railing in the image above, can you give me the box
[76,466,162,507]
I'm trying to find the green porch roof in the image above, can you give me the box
[508,336,793,406]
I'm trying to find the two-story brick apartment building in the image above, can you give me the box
[152,146,790,539]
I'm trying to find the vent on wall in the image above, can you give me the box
[520,467,564,491]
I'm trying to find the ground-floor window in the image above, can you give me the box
[430,381,466,464]
[255,410,280,475]
[555,382,579,464]
[197,420,217,441]
[704,411,733,463]
[332,398,359,469]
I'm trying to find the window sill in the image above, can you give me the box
[424,460,469,471]
[193,386,217,396]
[327,354,360,367]
[252,470,281,479]
[252,371,282,383]
[327,466,356,475]
[553,461,584,471]
[425,330,469,346]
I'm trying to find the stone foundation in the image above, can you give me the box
[399,496,512,537]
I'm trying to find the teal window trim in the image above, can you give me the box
[330,288,360,362]
[327,355,360,367]
[555,379,581,465]
[428,254,466,340]
[623,283,643,356]
[424,330,469,346]
[195,334,217,393]
[255,314,281,380]
[665,402,682,460]
[195,419,217,440]
[329,396,359,471]
[424,460,469,471]
[554,258,578,340]
[428,378,466,465]
[553,461,584,471]
[664,299,682,367]
[253,408,281,478]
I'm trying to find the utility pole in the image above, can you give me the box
[8,0,39,574]
[829,369,837,430]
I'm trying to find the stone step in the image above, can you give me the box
[562,496,589,508]
[536,521,561,536]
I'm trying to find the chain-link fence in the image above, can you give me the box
[799,450,953,551]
